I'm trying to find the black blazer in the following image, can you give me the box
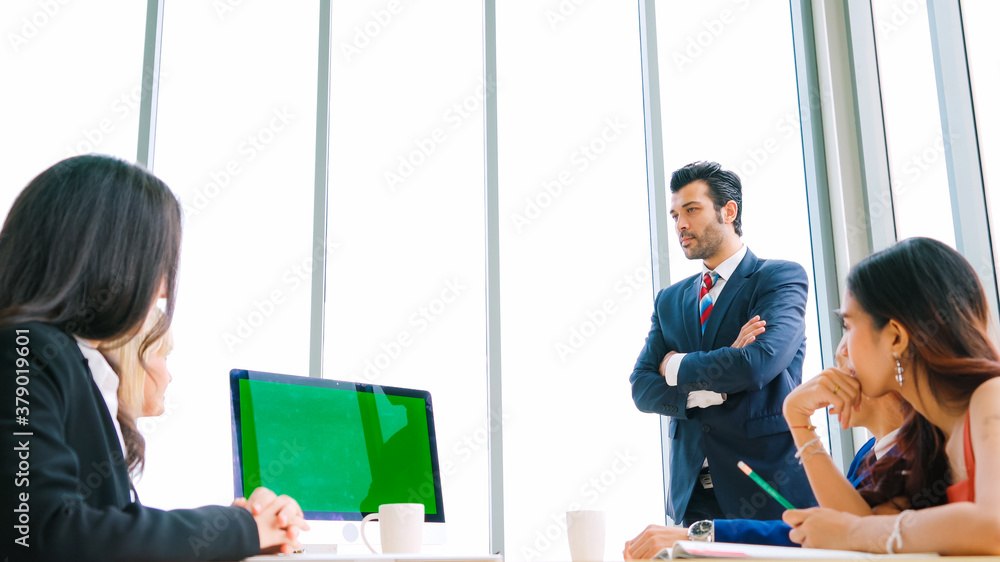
[1,322,259,561]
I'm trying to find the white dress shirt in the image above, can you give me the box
[665,244,749,409]
[874,428,900,460]
[75,337,127,459]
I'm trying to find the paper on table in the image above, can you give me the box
[655,540,939,559]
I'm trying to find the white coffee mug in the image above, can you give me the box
[566,509,605,562]
[360,503,425,554]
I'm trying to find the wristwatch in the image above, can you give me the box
[687,520,714,542]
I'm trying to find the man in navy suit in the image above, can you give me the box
[630,161,815,526]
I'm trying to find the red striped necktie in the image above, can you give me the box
[699,271,720,333]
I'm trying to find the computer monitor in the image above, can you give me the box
[229,369,446,550]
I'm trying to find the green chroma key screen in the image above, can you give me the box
[230,370,443,521]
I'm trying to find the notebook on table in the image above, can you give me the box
[656,541,938,559]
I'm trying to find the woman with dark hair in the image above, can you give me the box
[0,155,307,560]
[623,335,908,559]
[782,237,1000,555]
[782,344,913,516]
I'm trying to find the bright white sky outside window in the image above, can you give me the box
[141,1,319,513]
[322,0,490,555]
[872,0,956,248]
[0,1,146,215]
[496,2,662,560]
[962,0,1000,284]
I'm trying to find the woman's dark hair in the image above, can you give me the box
[669,161,743,236]
[848,237,1000,508]
[855,398,940,508]
[0,154,182,471]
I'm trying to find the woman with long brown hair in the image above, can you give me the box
[0,155,307,560]
[782,237,1000,555]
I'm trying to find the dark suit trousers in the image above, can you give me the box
[682,467,726,526]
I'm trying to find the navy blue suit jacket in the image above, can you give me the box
[714,438,880,546]
[630,249,816,523]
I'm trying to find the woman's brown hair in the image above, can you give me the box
[848,237,1000,508]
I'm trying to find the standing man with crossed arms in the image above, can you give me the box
[630,161,815,530]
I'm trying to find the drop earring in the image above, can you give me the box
[894,354,905,387]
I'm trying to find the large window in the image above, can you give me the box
[0,1,147,219]
[322,0,489,555]
[139,1,319,509]
[497,2,661,561]
[653,0,828,451]
[11,1,1000,560]
[871,0,956,247]
[962,0,1000,278]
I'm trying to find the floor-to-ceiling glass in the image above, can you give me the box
[143,1,319,509]
[497,3,663,560]
[0,1,147,218]
[871,0,956,246]
[322,1,490,554]
[962,0,1000,282]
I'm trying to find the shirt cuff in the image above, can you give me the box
[686,390,726,409]
[664,352,686,386]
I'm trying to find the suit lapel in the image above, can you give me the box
[683,274,701,349]
[81,356,130,505]
[702,250,760,350]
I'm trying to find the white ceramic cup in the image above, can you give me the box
[566,509,606,562]
[360,503,425,554]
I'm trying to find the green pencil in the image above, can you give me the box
[737,460,797,510]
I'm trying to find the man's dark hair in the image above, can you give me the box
[669,161,743,236]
